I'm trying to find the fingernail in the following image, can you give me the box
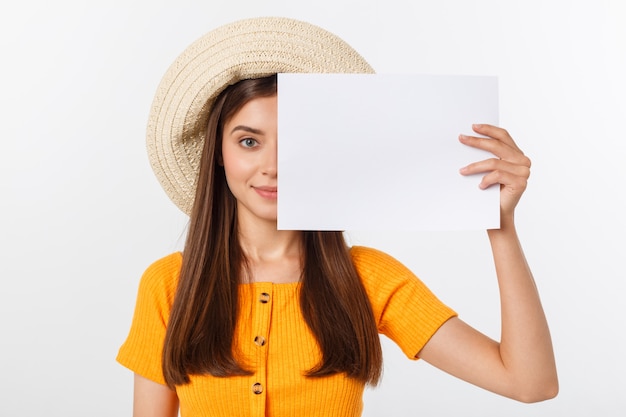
[473,124,483,129]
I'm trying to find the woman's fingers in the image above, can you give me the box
[471,124,522,152]
[477,168,529,193]
[459,124,532,216]
[459,158,531,187]
[459,124,530,169]
[459,132,531,168]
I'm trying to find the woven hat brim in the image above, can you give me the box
[147,17,374,215]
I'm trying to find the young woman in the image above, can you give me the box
[117,18,557,417]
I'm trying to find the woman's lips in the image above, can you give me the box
[254,186,277,199]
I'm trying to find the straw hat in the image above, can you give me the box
[146,17,374,215]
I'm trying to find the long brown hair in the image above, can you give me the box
[162,75,382,387]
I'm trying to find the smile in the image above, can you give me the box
[253,186,278,199]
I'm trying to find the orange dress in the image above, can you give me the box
[117,246,456,416]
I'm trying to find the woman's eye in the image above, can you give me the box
[240,138,258,148]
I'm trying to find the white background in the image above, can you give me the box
[1,1,624,416]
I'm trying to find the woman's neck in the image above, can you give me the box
[236,212,303,283]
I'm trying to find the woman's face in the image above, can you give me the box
[221,94,278,224]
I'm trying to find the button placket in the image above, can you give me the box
[250,285,272,412]
[255,289,271,350]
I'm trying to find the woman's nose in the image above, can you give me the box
[261,140,277,177]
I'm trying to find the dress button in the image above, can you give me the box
[259,292,270,303]
[252,382,263,394]
[254,336,266,346]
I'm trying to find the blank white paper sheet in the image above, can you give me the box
[277,73,499,231]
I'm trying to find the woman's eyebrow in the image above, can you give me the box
[229,125,264,135]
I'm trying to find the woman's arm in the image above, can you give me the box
[418,124,558,403]
[133,373,179,417]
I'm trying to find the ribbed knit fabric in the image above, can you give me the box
[117,246,456,416]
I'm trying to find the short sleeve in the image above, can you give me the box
[116,252,182,384]
[351,246,457,360]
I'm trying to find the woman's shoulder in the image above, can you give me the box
[349,247,456,355]
[349,245,424,294]
[144,251,183,273]
[349,245,414,279]
[137,252,183,300]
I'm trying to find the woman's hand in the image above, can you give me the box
[458,124,531,224]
